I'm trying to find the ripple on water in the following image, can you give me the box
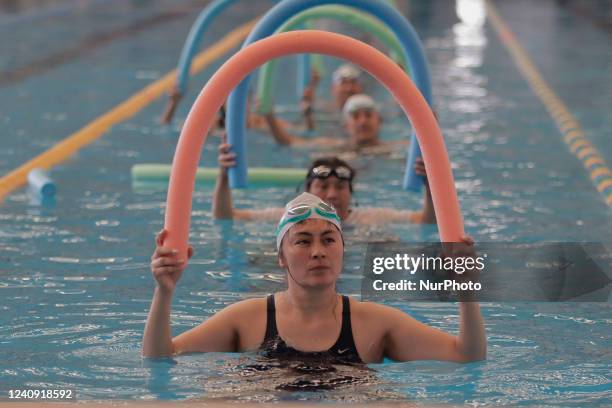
[95,220,120,227]
[99,235,128,243]
[9,323,104,339]
[43,257,131,265]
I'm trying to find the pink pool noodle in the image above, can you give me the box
[163,30,464,261]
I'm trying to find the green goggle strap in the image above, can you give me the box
[275,209,313,236]
[315,207,341,223]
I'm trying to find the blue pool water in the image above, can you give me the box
[1,0,611,405]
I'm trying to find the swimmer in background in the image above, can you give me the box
[246,63,362,132]
[143,193,486,365]
[322,63,364,113]
[212,146,435,225]
[264,93,408,156]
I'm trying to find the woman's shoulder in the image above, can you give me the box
[223,296,268,319]
[346,296,402,322]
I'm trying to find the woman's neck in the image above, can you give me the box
[282,286,338,319]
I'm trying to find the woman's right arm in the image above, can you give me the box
[142,230,192,357]
[264,111,305,145]
[142,231,260,356]
[142,285,176,357]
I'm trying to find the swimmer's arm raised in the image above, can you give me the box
[143,295,242,356]
[382,238,486,362]
[211,169,262,220]
[381,305,460,362]
[172,298,262,354]
[412,157,436,224]
[142,286,175,357]
[381,304,485,363]
[373,158,436,224]
[143,231,193,358]
[381,304,486,363]
[264,111,305,146]
[301,69,319,131]
[455,301,486,361]
[212,139,258,220]
[265,110,345,149]
[417,184,436,224]
[172,304,241,354]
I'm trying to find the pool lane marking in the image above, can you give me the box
[0,18,257,202]
[485,0,612,207]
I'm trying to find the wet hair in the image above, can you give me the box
[305,157,355,193]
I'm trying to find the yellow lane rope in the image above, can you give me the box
[0,18,258,202]
[486,0,612,207]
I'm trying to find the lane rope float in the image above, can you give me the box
[0,19,257,202]
[486,0,612,207]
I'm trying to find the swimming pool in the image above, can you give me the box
[1,0,610,405]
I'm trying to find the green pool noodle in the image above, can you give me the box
[132,164,306,186]
[256,4,410,114]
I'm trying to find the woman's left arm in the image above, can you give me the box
[381,236,486,362]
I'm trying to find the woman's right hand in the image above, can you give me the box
[150,229,193,293]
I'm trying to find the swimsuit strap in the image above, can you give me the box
[265,293,344,342]
[330,295,359,354]
[264,294,278,343]
[262,294,360,361]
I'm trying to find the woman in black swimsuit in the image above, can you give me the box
[142,193,486,367]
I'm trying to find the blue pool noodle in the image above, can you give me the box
[227,0,432,190]
[176,0,278,96]
[27,168,56,197]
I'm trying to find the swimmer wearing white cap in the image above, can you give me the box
[263,63,371,147]
[331,63,363,109]
[264,92,404,154]
[144,192,486,365]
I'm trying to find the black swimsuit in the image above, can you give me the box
[259,294,363,365]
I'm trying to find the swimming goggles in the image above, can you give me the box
[275,192,343,250]
[276,201,341,236]
[308,165,353,181]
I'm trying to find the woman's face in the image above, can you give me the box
[344,109,381,146]
[332,78,363,107]
[279,218,344,289]
[307,176,352,219]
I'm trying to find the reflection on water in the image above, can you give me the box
[187,354,406,403]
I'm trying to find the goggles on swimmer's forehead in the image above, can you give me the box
[275,201,341,236]
[308,165,353,181]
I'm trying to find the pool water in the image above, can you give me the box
[1,0,611,405]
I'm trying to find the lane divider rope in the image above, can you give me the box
[0,18,257,202]
[486,0,612,206]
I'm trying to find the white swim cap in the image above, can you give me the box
[276,192,342,251]
[342,94,379,120]
[332,63,361,84]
